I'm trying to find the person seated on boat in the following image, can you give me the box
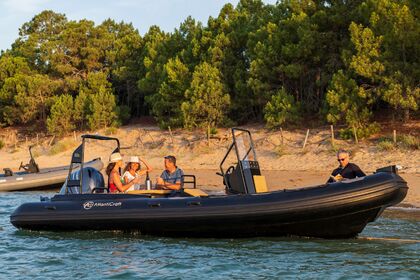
[327,149,366,183]
[156,155,184,191]
[122,156,152,191]
[106,152,141,193]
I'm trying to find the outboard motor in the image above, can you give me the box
[59,167,105,194]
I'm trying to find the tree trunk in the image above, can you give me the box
[404,108,410,121]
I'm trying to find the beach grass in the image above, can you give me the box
[48,138,78,155]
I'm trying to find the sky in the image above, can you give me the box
[0,0,277,52]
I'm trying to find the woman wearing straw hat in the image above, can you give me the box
[106,152,141,193]
[122,156,152,191]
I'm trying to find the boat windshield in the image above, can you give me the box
[233,130,256,162]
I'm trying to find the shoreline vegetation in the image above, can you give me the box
[0,123,418,207]
[0,1,418,139]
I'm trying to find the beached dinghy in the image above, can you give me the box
[10,129,408,238]
[0,145,103,191]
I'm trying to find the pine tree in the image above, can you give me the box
[182,62,230,128]
[47,94,75,136]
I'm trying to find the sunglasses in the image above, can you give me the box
[337,158,347,162]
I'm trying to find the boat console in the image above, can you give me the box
[219,128,267,194]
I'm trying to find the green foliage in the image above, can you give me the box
[88,89,119,130]
[47,94,75,136]
[326,70,373,128]
[117,105,131,125]
[148,57,190,128]
[397,134,419,150]
[182,62,230,128]
[264,88,301,129]
[0,2,419,132]
[48,139,77,155]
[74,90,91,130]
[377,138,395,151]
[209,127,218,136]
[339,123,380,140]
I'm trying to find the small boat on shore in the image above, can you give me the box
[10,129,408,238]
[1,146,103,191]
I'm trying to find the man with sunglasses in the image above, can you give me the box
[327,149,366,183]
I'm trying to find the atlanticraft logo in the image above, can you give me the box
[83,201,122,210]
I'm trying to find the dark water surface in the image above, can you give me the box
[1,191,419,280]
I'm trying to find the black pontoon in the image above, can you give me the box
[10,129,408,238]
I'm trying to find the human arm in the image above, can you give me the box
[137,157,153,176]
[112,171,141,192]
[352,164,366,177]
[156,169,183,191]
[326,168,340,183]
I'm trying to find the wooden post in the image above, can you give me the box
[48,135,55,146]
[353,126,358,144]
[302,129,310,149]
[207,125,210,146]
[36,133,39,145]
[168,126,174,144]
[146,130,156,145]
[25,136,28,147]
[280,127,284,145]
[137,129,144,148]
[330,125,335,146]
[393,130,397,144]
[73,131,77,141]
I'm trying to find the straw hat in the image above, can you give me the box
[109,152,123,163]
[128,156,140,163]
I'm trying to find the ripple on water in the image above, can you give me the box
[0,192,419,279]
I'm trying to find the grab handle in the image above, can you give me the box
[148,202,161,208]
[187,201,201,206]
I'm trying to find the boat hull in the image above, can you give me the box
[10,172,408,238]
[0,158,103,191]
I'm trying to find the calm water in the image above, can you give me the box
[1,191,419,280]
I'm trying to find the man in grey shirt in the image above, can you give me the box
[156,155,184,190]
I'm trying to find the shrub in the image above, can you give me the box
[377,139,395,151]
[47,94,75,136]
[274,145,288,157]
[339,123,380,140]
[48,139,77,155]
[264,88,300,129]
[182,62,231,129]
[104,127,118,135]
[209,127,218,136]
[398,134,419,150]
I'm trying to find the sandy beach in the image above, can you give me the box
[1,125,418,206]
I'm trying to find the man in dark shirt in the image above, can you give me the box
[327,149,366,183]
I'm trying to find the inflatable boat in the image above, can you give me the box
[0,145,103,191]
[10,129,408,238]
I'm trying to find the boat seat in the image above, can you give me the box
[3,168,13,177]
[183,189,209,197]
[253,175,268,193]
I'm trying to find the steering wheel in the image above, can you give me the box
[19,161,28,171]
[226,165,235,175]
